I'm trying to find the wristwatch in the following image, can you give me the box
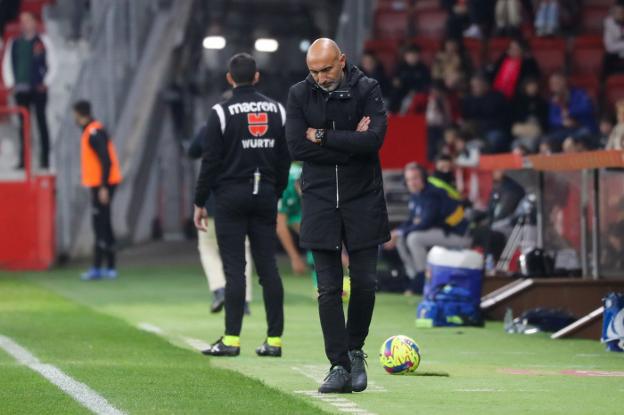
[315,129,327,145]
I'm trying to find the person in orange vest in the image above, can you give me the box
[72,100,123,280]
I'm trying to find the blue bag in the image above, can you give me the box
[602,292,624,352]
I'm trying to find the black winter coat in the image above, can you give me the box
[285,64,390,251]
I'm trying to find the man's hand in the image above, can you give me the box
[305,128,321,144]
[356,116,370,132]
[98,187,110,205]
[194,205,209,232]
[291,256,308,275]
[383,229,401,250]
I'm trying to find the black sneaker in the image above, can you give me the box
[255,340,282,357]
[210,289,225,313]
[318,366,352,394]
[201,337,240,357]
[349,350,368,392]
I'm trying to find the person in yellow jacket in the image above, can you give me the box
[73,100,123,280]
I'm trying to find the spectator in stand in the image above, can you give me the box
[562,134,592,153]
[534,0,560,36]
[547,71,598,146]
[454,130,481,167]
[466,0,497,39]
[539,136,560,154]
[426,81,454,161]
[1,11,57,169]
[431,38,472,90]
[598,113,615,148]
[558,0,582,35]
[443,0,471,40]
[461,73,510,153]
[389,45,431,113]
[606,99,624,150]
[359,50,390,99]
[385,163,470,295]
[511,77,548,153]
[603,3,624,79]
[491,38,540,101]
[495,0,523,36]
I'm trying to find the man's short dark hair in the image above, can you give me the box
[73,100,92,118]
[228,53,257,84]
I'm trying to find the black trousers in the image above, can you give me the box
[15,90,50,168]
[214,182,284,338]
[313,246,378,370]
[90,186,116,269]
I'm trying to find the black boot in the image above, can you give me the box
[210,288,225,313]
[349,350,368,392]
[255,340,282,357]
[318,366,352,394]
[201,337,240,357]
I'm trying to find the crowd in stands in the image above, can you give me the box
[361,0,624,165]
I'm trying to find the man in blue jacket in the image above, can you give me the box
[386,163,471,295]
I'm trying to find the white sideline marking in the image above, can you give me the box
[294,390,376,415]
[137,322,164,334]
[182,337,212,351]
[0,335,125,415]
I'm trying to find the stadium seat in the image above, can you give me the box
[580,6,609,34]
[363,39,399,76]
[20,0,49,19]
[376,0,410,11]
[568,75,599,107]
[487,37,511,64]
[529,37,566,76]
[571,36,604,76]
[413,9,447,38]
[463,38,484,70]
[374,9,409,40]
[413,0,441,12]
[605,74,624,108]
[409,37,439,66]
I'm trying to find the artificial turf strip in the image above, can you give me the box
[22,264,624,415]
[0,279,328,415]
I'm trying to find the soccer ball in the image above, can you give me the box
[341,277,351,303]
[379,335,421,374]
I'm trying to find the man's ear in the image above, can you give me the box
[226,72,236,87]
[252,71,260,85]
[339,53,346,70]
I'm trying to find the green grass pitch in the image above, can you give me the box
[1,258,624,414]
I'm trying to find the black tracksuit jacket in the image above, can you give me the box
[286,64,390,251]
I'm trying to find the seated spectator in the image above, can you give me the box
[359,50,391,98]
[511,77,548,152]
[547,72,598,146]
[603,3,624,78]
[425,81,454,161]
[454,131,481,167]
[606,99,624,150]
[558,0,582,35]
[385,163,471,295]
[389,44,431,113]
[431,38,472,90]
[534,0,560,36]
[598,113,615,148]
[538,136,560,154]
[461,73,511,153]
[466,0,497,39]
[472,169,525,264]
[491,38,540,100]
[495,0,523,36]
[562,135,591,153]
[429,154,461,199]
[443,0,472,39]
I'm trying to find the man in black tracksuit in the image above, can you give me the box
[286,38,389,393]
[194,53,290,357]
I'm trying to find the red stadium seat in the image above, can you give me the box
[413,9,447,38]
[580,6,609,34]
[363,39,400,76]
[374,9,409,40]
[529,37,566,76]
[571,36,604,76]
[487,37,511,64]
[20,0,49,19]
[414,0,442,12]
[463,38,484,70]
[605,74,624,108]
[569,75,600,106]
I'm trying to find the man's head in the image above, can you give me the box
[360,51,378,74]
[226,53,259,87]
[507,38,525,59]
[435,154,454,174]
[19,12,38,38]
[403,45,421,66]
[73,100,92,128]
[522,77,539,97]
[306,38,346,92]
[404,162,427,194]
[549,71,568,96]
[470,73,489,97]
